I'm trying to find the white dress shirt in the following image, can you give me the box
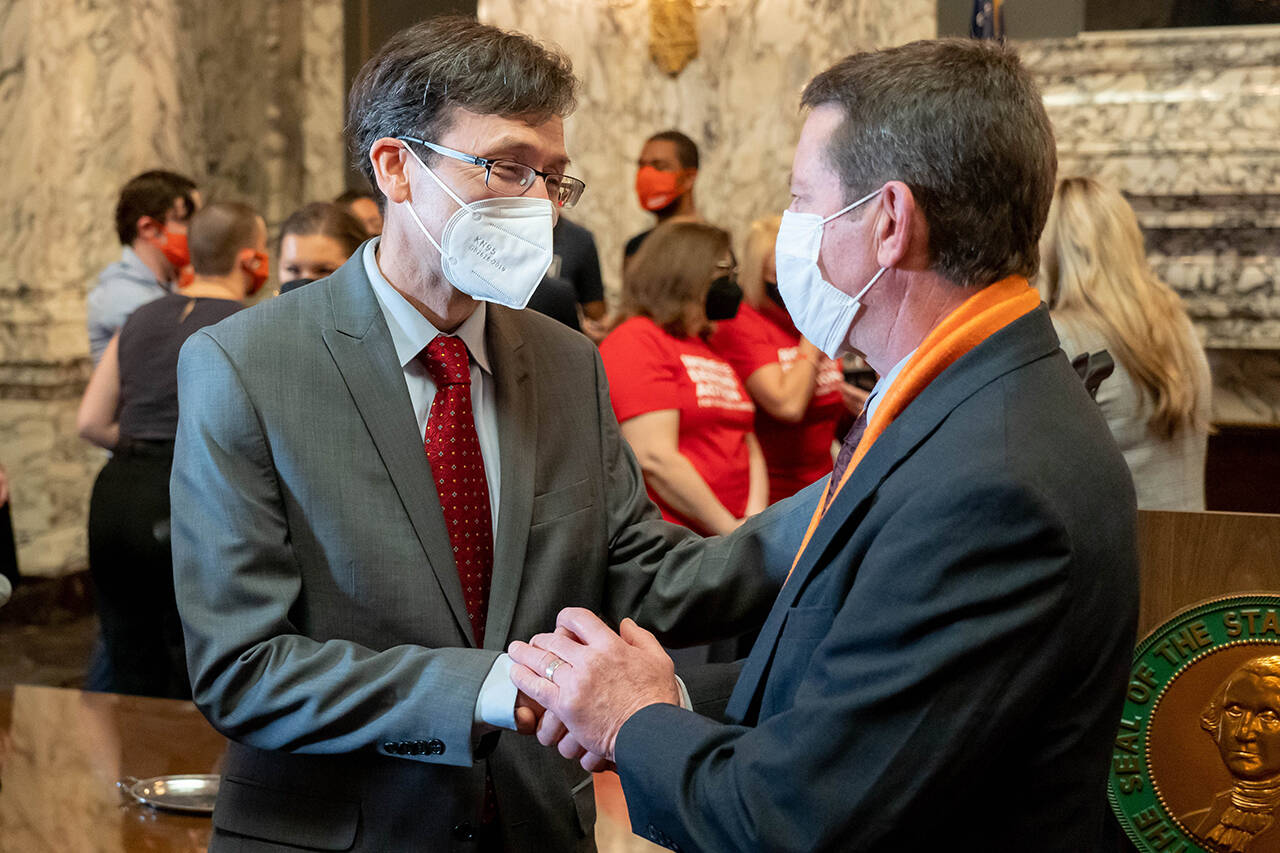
[363,239,515,730]
[363,239,501,530]
[865,348,917,421]
[363,239,691,733]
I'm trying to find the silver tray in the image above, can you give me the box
[117,774,219,815]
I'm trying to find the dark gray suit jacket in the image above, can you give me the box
[615,306,1140,852]
[170,248,807,851]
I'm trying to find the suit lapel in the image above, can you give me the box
[482,307,537,650]
[320,253,475,644]
[726,307,1062,722]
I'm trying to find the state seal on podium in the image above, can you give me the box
[1112,595,1280,853]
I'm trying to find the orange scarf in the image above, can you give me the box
[788,275,1040,577]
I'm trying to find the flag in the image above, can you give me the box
[971,0,1005,40]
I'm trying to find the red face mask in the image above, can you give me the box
[244,250,270,296]
[635,166,683,212]
[150,226,191,270]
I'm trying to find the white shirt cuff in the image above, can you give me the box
[675,674,693,711]
[475,653,519,731]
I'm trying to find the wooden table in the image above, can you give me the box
[0,685,658,852]
[0,685,224,852]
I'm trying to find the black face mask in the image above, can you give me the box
[278,278,315,295]
[764,279,784,307]
[705,275,743,321]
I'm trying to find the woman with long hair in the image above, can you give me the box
[601,220,767,536]
[1036,176,1212,509]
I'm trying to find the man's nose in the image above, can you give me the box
[528,174,554,203]
[528,177,561,223]
[1238,713,1262,740]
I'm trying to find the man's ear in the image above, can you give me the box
[370,138,412,206]
[874,180,924,271]
[136,215,164,240]
[236,247,261,275]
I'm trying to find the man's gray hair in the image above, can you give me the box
[801,38,1057,289]
[346,16,578,204]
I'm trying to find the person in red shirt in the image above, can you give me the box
[601,221,767,535]
[709,215,863,501]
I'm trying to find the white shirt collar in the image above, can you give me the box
[866,347,917,421]
[362,237,491,373]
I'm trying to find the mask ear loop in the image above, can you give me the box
[827,186,889,302]
[822,187,883,224]
[851,266,889,302]
[401,143,473,259]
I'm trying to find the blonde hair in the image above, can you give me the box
[623,221,731,336]
[1037,177,1208,439]
[740,215,782,308]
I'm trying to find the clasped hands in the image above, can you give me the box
[507,607,682,771]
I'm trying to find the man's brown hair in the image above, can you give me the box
[346,16,578,205]
[802,38,1057,288]
[188,202,261,277]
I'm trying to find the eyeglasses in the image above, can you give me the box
[397,136,587,209]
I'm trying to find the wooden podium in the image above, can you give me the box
[1136,510,1280,638]
[1111,510,1280,851]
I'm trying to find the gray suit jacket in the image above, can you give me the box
[171,248,806,851]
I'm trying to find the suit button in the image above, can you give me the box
[426,738,446,755]
[382,742,397,753]
[409,741,425,755]
[451,822,475,841]
[397,741,414,755]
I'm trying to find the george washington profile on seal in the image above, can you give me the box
[1183,655,1280,852]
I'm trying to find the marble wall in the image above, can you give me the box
[1023,26,1280,423]
[0,0,346,578]
[478,0,938,297]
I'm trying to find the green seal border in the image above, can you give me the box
[1109,593,1280,853]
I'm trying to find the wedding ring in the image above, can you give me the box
[544,657,565,681]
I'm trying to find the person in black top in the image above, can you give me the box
[552,217,605,318]
[77,201,265,697]
[526,273,582,332]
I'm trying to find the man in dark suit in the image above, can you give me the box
[510,39,1140,852]
[171,17,800,852]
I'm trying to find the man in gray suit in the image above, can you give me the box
[170,17,798,852]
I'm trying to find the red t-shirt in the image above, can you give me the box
[708,301,844,501]
[601,316,756,532]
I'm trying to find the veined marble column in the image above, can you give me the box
[478,0,937,298]
[0,0,345,578]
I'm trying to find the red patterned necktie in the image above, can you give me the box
[420,335,494,647]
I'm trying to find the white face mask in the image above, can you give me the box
[401,145,554,309]
[775,188,888,359]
